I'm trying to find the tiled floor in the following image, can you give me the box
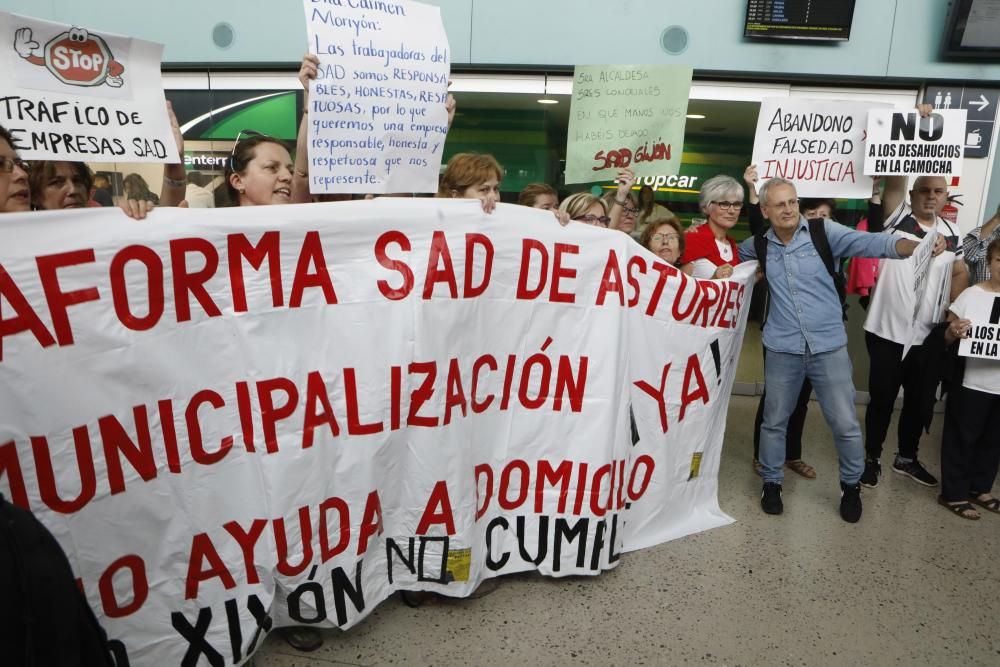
[255,395,1000,666]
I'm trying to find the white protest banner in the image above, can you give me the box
[865,109,966,177]
[958,292,1000,360]
[902,228,939,359]
[566,64,692,185]
[0,12,177,163]
[0,201,752,665]
[302,0,450,194]
[752,98,884,199]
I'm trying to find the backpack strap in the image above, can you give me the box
[807,218,848,320]
[753,231,770,324]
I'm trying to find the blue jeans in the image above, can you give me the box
[759,345,864,485]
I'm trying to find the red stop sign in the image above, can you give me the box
[43,33,111,86]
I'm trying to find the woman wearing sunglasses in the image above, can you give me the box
[679,175,743,279]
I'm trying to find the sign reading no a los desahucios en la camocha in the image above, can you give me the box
[0,12,177,162]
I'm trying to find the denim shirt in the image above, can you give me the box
[738,217,902,354]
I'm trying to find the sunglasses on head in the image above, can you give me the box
[228,129,271,172]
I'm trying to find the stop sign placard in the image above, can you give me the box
[43,32,112,86]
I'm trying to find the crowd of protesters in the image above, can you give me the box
[2,48,999,662]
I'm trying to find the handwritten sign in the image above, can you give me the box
[0,12,177,162]
[752,98,883,198]
[957,291,1000,360]
[566,64,692,185]
[865,109,967,177]
[302,0,450,194]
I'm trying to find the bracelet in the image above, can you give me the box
[163,175,185,188]
[614,197,627,206]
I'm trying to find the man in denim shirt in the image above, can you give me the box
[739,178,918,522]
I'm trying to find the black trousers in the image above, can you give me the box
[940,385,1000,502]
[864,332,928,460]
[753,347,811,461]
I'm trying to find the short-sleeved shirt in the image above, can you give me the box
[948,284,1000,395]
[681,223,738,279]
[863,201,962,346]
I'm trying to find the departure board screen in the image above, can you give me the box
[745,0,857,41]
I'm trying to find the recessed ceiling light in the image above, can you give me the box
[686,114,706,119]
[537,98,559,105]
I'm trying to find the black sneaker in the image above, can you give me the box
[840,482,863,523]
[860,459,881,488]
[761,482,783,515]
[891,457,939,486]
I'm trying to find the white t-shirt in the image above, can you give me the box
[949,284,1000,395]
[863,202,963,346]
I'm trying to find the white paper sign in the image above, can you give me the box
[0,200,753,665]
[958,292,1000,359]
[0,12,177,163]
[865,109,966,177]
[302,0,450,194]
[752,98,884,199]
[902,228,939,359]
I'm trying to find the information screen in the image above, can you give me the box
[942,0,1000,59]
[744,0,857,41]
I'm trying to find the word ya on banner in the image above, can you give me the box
[302,0,451,194]
[0,12,178,162]
[865,109,967,177]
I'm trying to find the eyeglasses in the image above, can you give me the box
[711,200,743,211]
[621,204,639,216]
[651,233,680,243]
[0,156,29,174]
[229,129,269,172]
[574,214,610,227]
[769,198,799,211]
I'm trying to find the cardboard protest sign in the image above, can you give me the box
[566,64,692,185]
[302,0,450,194]
[752,98,884,199]
[0,200,752,665]
[958,292,1000,360]
[0,12,177,163]
[865,109,967,177]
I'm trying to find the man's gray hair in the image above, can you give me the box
[698,174,744,211]
[759,177,796,207]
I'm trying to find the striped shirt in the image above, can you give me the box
[963,221,1000,284]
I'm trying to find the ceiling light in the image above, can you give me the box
[537,98,559,105]
[686,114,706,119]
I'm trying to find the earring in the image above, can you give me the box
[238,188,245,194]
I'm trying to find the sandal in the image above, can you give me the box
[785,459,816,479]
[969,494,1000,515]
[937,496,980,520]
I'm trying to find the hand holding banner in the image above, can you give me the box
[0,201,752,665]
